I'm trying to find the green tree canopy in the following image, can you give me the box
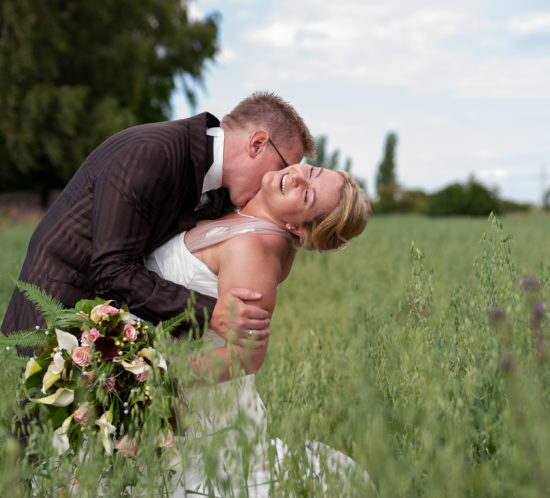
[0,0,219,192]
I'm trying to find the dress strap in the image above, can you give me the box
[185,215,293,253]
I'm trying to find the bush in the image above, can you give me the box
[427,179,501,216]
[500,200,533,214]
[395,189,429,214]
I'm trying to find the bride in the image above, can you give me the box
[144,163,371,496]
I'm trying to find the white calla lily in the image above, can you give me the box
[32,388,74,407]
[96,411,116,455]
[41,352,67,393]
[41,371,61,394]
[121,359,151,376]
[52,415,73,455]
[138,347,167,371]
[23,358,42,381]
[55,328,78,354]
[120,311,135,323]
[48,351,66,374]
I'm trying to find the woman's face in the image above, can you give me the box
[260,163,344,229]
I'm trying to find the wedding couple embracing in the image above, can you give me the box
[3,92,371,495]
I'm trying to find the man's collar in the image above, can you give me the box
[202,127,224,193]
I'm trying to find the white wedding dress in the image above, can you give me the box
[144,215,369,496]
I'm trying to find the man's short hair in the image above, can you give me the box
[222,91,316,157]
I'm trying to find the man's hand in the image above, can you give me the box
[209,288,271,348]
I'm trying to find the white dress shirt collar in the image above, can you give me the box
[202,127,224,193]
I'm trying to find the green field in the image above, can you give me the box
[1,214,549,496]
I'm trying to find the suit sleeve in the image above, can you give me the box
[88,142,215,335]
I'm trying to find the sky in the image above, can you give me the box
[172,0,550,205]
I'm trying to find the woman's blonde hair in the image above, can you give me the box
[299,171,371,252]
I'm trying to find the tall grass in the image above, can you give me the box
[0,224,34,321]
[259,213,549,496]
[0,214,549,495]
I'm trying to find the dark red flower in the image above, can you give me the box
[94,336,119,361]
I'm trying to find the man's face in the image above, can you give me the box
[225,131,304,207]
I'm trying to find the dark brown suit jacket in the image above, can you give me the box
[2,112,228,337]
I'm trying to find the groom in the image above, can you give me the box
[2,92,315,344]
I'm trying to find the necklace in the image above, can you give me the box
[235,209,289,234]
[235,208,258,220]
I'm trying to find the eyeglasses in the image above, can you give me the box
[268,138,289,168]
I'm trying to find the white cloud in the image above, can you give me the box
[474,149,503,159]
[507,13,550,35]
[242,1,550,99]
[216,47,237,64]
[476,168,512,180]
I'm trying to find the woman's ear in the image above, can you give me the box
[285,223,301,237]
[247,130,269,158]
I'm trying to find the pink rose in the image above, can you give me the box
[82,371,95,387]
[103,375,116,393]
[136,369,150,382]
[81,328,103,347]
[115,435,138,458]
[124,324,138,342]
[156,429,174,448]
[90,303,119,323]
[72,346,90,367]
[74,402,91,425]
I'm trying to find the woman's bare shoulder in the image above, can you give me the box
[222,231,290,260]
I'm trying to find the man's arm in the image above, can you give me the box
[88,143,215,333]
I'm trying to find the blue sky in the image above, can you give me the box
[172,0,550,205]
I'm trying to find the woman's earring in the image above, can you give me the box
[285,223,296,232]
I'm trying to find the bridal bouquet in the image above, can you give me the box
[5,282,191,459]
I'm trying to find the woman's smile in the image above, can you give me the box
[280,173,288,194]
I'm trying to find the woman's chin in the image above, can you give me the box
[260,171,277,194]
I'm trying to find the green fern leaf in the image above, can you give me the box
[14,280,65,328]
[0,329,48,349]
[156,310,192,336]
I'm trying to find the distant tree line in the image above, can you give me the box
[307,132,533,217]
[372,132,534,216]
[0,0,219,197]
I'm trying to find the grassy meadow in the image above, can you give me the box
[1,213,549,496]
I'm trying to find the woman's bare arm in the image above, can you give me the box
[188,233,289,383]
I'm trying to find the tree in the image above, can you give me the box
[374,132,399,211]
[306,135,366,190]
[543,188,550,211]
[0,0,219,193]
[308,135,340,170]
[375,132,398,191]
